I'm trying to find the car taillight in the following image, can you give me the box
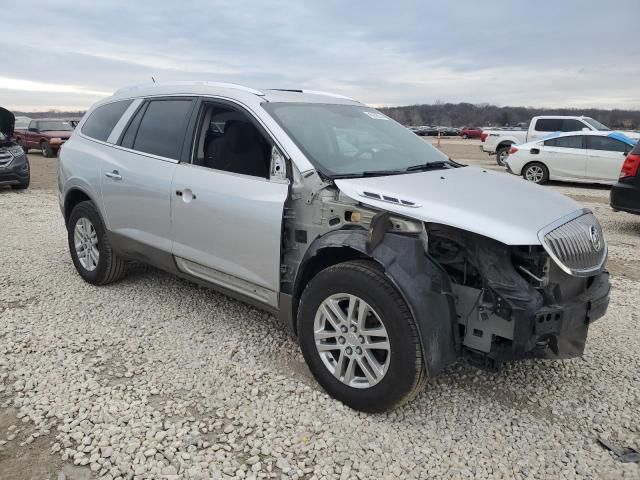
[509,146,518,154]
[620,153,640,178]
[480,133,488,142]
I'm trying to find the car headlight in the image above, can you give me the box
[7,145,24,157]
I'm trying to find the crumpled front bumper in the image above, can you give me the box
[515,271,610,361]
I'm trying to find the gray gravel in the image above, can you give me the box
[1,187,639,480]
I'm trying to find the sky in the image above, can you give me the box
[1,0,639,112]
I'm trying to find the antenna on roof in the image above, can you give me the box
[151,77,156,83]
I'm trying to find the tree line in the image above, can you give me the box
[378,102,640,129]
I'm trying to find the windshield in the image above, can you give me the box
[38,120,73,132]
[582,117,609,131]
[262,103,450,177]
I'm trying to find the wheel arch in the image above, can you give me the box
[497,140,515,151]
[63,187,96,227]
[288,228,459,376]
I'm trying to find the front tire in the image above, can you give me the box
[522,162,549,184]
[298,260,426,412]
[68,201,127,285]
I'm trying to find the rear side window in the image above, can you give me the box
[81,100,133,141]
[632,141,640,155]
[544,135,584,149]
[535,119,562,132]
[561,119,587,132]
[131,99,193,159]
[588,136,628,153]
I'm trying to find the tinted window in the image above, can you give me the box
[133,100,193,159]
[81,100,133,141]
[120,103,147,149]
[632,141,640,155]
[535,119,563,132]
[544,135,584,149]
[588,136,628,153]
[562,119,587,132]
[38,120,74,132]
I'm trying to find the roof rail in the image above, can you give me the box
[113,81,264,97]
[302,90,357,102]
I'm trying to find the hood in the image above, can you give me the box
[0,107,15,138]
[41,130,72,138]
[335,166,583,246]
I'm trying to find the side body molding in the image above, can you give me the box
[295,229,460,376]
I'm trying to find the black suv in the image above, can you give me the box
[0,107,30,190]
[611,140,640,214]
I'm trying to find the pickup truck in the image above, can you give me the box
[13,118,74,157]
[481,116,640,166]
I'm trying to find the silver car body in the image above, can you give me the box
[59,81,610,373]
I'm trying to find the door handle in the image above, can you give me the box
[104,170,122,180]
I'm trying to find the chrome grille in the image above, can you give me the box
[539,211,607,277]
[0,151,12,167]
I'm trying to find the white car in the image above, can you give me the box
[505,131,637,185]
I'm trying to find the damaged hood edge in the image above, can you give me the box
[0,107,15,139]
[335,167,584,246]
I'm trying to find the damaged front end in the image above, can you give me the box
[428,216,610,368]
[283,168,610,375]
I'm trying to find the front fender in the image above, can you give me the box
[298,229,459,376]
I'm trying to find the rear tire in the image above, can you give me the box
[496,146,511,166]
[68,201,127,285]
[522,162,549,184]
[297,260,426,412]
[41,140,53,158]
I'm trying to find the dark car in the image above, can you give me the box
[459,126,483,139]
[611,141,640,214]
[0,107,30,190]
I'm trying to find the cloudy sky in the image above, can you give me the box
[2,0,639,111]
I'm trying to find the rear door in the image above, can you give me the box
[170,99,289,307]
[542,135,587,179]
[586,135,631,183]
[100,98,195,253]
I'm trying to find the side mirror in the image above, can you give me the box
[269,146,288,181]
[28,127,38,132]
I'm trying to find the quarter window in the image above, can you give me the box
[81,100,133,141]
[588,136,628,153]
[132,99,193,160]
[544,135,584,149]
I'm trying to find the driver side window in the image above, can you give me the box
[192,102,271,178]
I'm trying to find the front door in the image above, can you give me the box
[170,100,288,307]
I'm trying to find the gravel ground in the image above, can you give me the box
[0,145,639,479]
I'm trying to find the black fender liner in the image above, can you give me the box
[297,229,459,376]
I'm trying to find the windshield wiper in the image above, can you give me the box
[331,170,408,179]
[405,160,454,172]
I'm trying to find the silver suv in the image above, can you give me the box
[59,82,610,412]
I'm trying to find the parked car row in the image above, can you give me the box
[407,125,460,137]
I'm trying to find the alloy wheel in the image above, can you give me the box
[314,293,390,389]
[525,165,545,183]
[74,217,99,271]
